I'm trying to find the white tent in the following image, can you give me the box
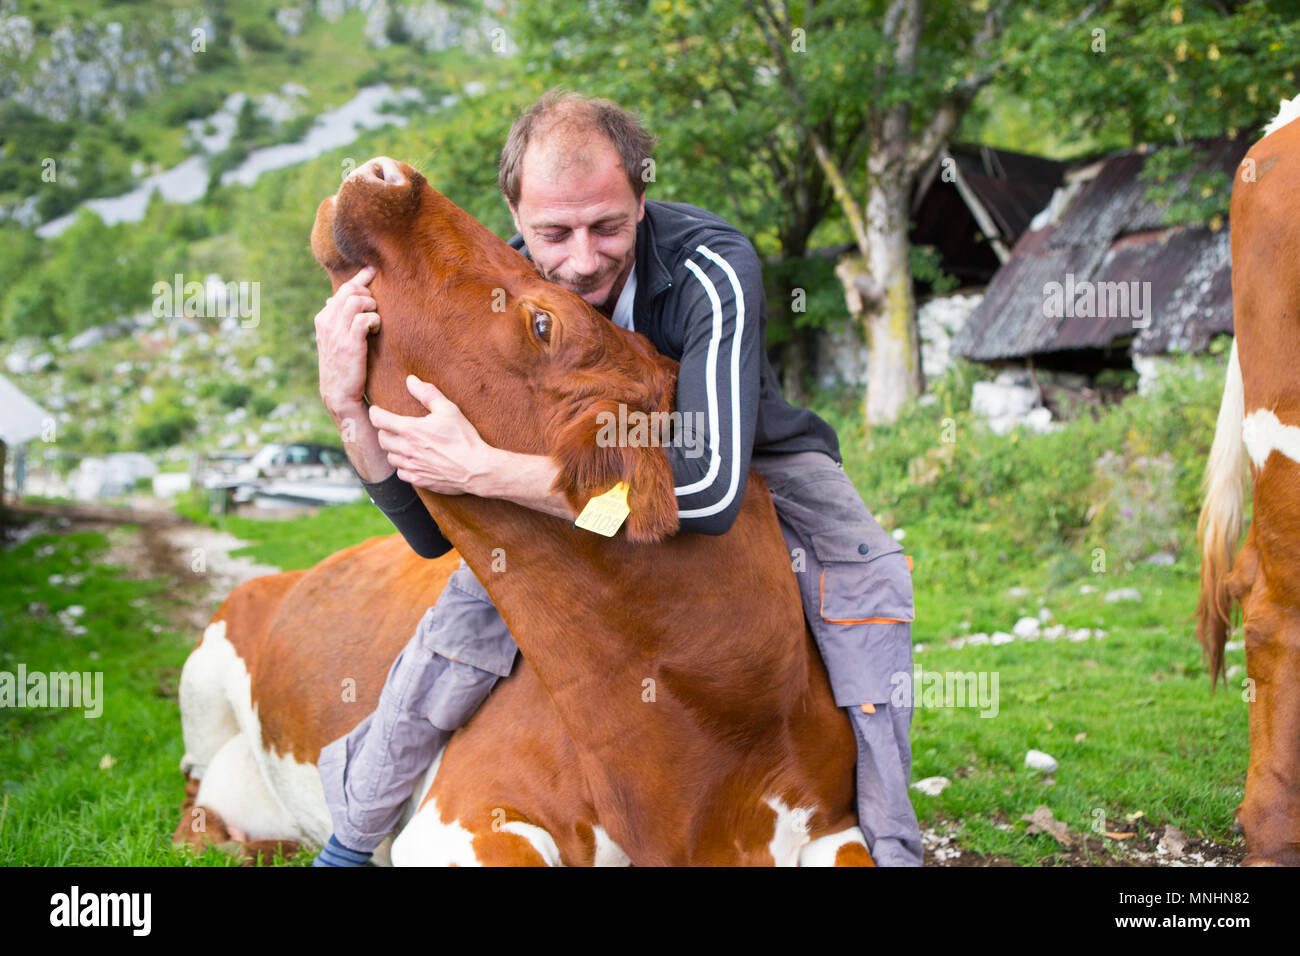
[0,373,50,506]
[0,372,49,445]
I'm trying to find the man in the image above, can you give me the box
[312,89,922,867]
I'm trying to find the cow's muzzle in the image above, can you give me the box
[348,156,406,188]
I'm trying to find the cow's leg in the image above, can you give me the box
[1232,537,1300,865]
[176,619,306,861]
[195,732,300,841]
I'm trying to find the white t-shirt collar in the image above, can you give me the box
[610,266,637,331]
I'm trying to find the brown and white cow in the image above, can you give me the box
[1197,97,1300,867]
[176,157,876,866]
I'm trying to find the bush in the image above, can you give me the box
[216,383,253,409]
[135,414,197,451]
[251,394,278,416]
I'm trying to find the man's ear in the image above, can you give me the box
[507,200,523,236]
[548,399,680,544]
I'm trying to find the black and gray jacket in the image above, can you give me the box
[364,199,841,555]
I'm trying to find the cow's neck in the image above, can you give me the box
[416,489,813,863]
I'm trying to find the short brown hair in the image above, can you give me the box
[499,88,657,206]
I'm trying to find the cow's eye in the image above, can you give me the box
[532,309,552,343]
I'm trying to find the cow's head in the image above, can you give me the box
[311,157,680,542]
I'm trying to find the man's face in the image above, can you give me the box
[508,136,645,313]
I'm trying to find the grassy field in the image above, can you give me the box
[0,525,252,865]
[0,353,1251,865]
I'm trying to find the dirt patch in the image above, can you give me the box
[14,501,281,635]
[921,813,1246,867]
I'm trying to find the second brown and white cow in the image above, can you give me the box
[1198,96,1300,867]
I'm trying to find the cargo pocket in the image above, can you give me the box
[808,524,915,707]
[417,561,519,678]
[811,525,914,625]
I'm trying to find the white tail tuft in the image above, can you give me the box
[1196,339,1247,684]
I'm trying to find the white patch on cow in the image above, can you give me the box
[178,621,240,780]
[765,796,815,866]
[180,619,332,846]
[1241,408,1300,471]
[1263,95,1300,138]
[799,826,869,867]
[390,747,481,866]
[195,732,298,840]
[592,826,631,867]
[499,821,563,866]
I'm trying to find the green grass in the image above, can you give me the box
[905,558,1246,863]
[804,347,1249,862]
[0,525,277,865]
[175,495,395,570]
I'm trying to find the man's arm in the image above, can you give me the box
[659,234,762,536]
[315,267,453,558]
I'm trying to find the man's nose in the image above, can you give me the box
[570,230,600,276]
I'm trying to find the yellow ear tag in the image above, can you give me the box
[575,481,631,537]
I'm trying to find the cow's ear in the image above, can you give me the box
[548,399,680,544]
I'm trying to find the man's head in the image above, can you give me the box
[499,90,656,314]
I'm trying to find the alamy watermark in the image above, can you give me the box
[1042,273,1152,330]
[0,665,103,718]
[49,886,150,935]
[152,273,260,328]
[890,667,999,718]
[595,403,707,459]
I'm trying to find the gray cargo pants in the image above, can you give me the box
[317,450,922,865]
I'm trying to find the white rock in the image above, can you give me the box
[1104,588,1142,603]
[1013,616,1041,638]
[1025,749,1058,773]
[991,631,1015,645]
[912,776,951,796]
[1038,607,1053,622]
[972,380,1036,420]
[1079,584,1098,594]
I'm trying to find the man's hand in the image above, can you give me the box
[315,265,378,424]
[371,375,577,520]
[313,265,396,482]
[369,376,494,495]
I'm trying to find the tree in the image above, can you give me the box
[512,0,1300,426]
[514,0,1026,423]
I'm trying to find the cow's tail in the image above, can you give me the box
[1196,338,1247,687]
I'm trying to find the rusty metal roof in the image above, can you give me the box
[910,143,1066,284]
[952,137,1247,360]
